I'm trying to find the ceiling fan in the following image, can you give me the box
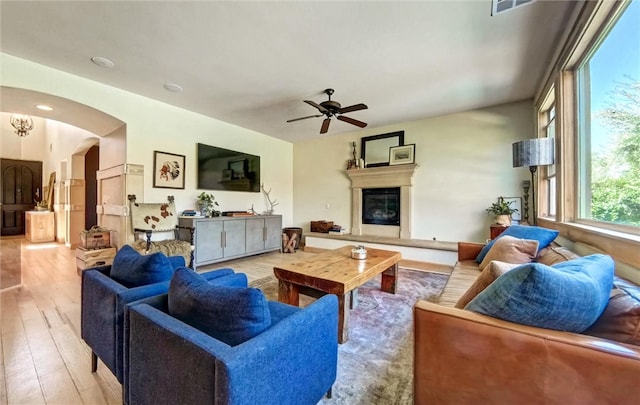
[287,88,368,134]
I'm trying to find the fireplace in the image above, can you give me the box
[362,188,400,226]
[346,164,418,239]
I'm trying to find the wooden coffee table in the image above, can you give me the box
[273,245,401,343]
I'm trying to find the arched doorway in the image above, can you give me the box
[1,86,126,247]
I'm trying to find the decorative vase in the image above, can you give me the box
[495,214,512,226]
[198,202,211,218]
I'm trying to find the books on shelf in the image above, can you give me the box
[180,210,204,218]
[328,228,349,235]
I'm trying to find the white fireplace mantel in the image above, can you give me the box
[346,164,418,239]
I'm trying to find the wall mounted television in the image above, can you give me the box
[197,143,260,192]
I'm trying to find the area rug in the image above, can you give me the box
[250,268,449,405]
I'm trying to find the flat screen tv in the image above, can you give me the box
[197,143,260,192]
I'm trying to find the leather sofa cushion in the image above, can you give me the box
[455,261,519,309]
[466,254,614,333]
[584,277,640,346]
[478,235,539,271]
[536,245,580,265]
[476,225,559,263]
[168,267,271,346]
[110,244,178,287]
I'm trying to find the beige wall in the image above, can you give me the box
[293,100,535,243]
[2,53,534,243]
[0,54,294,226]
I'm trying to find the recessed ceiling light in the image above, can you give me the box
[36,105,54,111]
[91,56,115,68]
[163,83,183,93]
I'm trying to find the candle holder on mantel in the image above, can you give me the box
[346,141,361,170]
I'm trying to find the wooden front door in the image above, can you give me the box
[1,159,43,236]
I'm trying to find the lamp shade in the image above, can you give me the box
[512,138,554,168]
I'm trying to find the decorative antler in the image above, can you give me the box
[261,183,279,214]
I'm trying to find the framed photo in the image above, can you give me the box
[503,197,522,221]
[389,144,415,165]
[153,151,185,189]
[361,131,404,167]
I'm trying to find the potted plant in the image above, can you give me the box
[197,192,220,217]
[485,197,518,226]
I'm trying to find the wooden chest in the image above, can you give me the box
[76,247,117,274]
[310,220,334,233]
[81,231,111,249]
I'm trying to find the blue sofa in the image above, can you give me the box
[124,293,339,405]
[81,261,244,382]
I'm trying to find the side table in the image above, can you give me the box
[25,211,55,242]
[490,225,508,240]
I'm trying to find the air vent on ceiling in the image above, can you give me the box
[492,0,535,15]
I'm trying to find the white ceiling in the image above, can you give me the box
[0,1,577,143]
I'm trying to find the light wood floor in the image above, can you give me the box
[1,239,451,405]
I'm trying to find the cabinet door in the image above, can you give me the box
[264,217,282,250]
[195,220,223,264]
[223,219,246,258]
[245,218,265,254]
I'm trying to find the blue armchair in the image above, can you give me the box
[81,257,244,383]
[124,292,338,405]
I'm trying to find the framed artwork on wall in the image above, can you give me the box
[389,144,415,165]
[153,151,185,189]
[503,197,522,221]
[361,131,404,167]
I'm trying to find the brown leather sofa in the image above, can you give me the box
[414,243,640,405]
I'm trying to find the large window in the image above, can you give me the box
[542,103,556,218]
[576,0,640,230]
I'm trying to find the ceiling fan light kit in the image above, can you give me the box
[287,88,368,134]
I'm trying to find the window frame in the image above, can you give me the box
[534,0,640,269]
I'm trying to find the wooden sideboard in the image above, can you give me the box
[178,215,282,267]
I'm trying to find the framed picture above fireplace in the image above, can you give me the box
[361,131,404,167]
[389,144,415,165]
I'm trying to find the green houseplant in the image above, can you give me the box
[197,192,220,217]
[486,197,518,226]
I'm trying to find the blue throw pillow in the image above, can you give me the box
[465,254,614,333]
[476,225,559,263]
[110,245,175,287]
[168,267,271,346]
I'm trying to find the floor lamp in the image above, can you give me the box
[512,138,554,226]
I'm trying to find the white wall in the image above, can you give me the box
[293,100,535,243]
[2,53,533,243]
[44,119,100,180]
[1,113,47,162]
[1,54,294,226]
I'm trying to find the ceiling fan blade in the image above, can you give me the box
[304,100,329,114]
[286,114,323,123]
[337,115,367,128]
[339,103,368,114]
[320,118,331,134]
